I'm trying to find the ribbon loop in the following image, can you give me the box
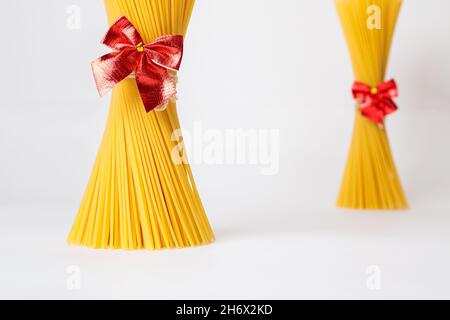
[352,79,399,124]
[92,16,184,112]
[102,16,143,51]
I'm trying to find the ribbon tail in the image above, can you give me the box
[381,99,398,116]
[135,55,177,112]
[361,106,385,125]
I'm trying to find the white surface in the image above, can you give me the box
[1,0,450,299]
[1,204,450,299]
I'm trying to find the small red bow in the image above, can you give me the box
[352,79,399,124]
[92,16,184,112]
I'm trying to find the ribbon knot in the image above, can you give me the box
[91,16,184,112]
[352,79,399,124]
[136,42,144,53]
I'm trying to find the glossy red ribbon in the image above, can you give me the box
[352,79,399,124]
[92,16,184,112]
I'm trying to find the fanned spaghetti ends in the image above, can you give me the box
[67,0,215,250]
[335,0,408,210]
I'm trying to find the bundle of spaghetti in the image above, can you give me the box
[335,0,408,209]
[67,0,215,249]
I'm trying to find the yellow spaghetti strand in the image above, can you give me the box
[335,0,408,210]
[67,0,215,249]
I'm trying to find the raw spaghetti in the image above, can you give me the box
[67,0,215,249]
[335,0,408,210]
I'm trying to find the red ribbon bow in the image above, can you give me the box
[352,79,399,124]
[92,16,184,112]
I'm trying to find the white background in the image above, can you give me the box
[0,0,449,299]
